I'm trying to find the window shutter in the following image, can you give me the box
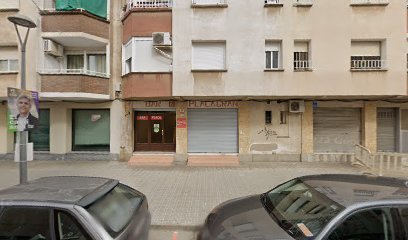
[192,42,226,70]
[266,42,280,52]
[294,42,309,52]
[351,41,381,56]
[124,41,132,60]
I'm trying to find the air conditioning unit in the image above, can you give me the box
[289,100,305,113]
[152,32,171,46]
[43,39,63,57]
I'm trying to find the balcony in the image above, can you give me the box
[122,73,172,99]
[293,0,313,6]
[126,0,173,11]
[191,0,228,8]
[39,69,109,96]
[294,60,312,71]
[350,59,387,71]
[265,0,284,7]
[350,0,389,6]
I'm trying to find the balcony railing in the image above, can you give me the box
[293,0,313,5]
[350,60,386,70]
[192,0,227,5]
[39,69,109,78]
[127,0,173,10]
[350,0,389,5]
[265,0,283,5]
[294,60,312,70]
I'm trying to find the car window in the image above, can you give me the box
[0,206,51,240]
[265,179,345,240]
[327,208,395,240]
[85,184,143,238]
[399,208,408,239]
[56,211,91,240]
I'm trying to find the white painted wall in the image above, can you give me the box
[172,0,407,97]
[249,101,301,154]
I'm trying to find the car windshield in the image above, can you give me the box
[85,184,143,238]
[263,179,345,240]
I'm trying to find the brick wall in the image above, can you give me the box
[122,73,172,99]
[123,10,172,43]
[41,74,109,95]
[42,12,109,39]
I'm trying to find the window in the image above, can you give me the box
[294,41,310,70]
[124,41,132,74]
[265,111,272,124]
[56,211,90,240]
[0,207,51,239]
[0,59,18,72]
[280,111,287,124]
[192,41,226,71]
[67,55,84,71]
[400,208,408,238]
[87,54,107,76]
[265,41,282,69]
[351,41,384,69]
[29,109,50,151]
[72,109,110,151]
[328,208,395,240]
[86,184,143,238]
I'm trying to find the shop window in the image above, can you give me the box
[28,109,50,151]
[72,109,110,151]
[265,111,272,124]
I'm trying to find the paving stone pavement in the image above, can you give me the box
[0,161,360,227]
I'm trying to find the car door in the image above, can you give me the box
[324,207,401,240]
[0,206,52,239]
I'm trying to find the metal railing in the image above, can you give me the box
[265,0,283,4]
[294,60,312,70]
[192,0,227,5]
[350,0,389,4]
[127,0,173,10]
[294,0,313,5]
[39,69,109,78]
[350,59,386,70]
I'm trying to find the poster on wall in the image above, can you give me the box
[7,88,40,132]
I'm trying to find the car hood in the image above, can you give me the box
[200,195,294,240]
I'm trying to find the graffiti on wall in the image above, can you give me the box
[258,127,277,140]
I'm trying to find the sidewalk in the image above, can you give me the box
[0,160,360,227]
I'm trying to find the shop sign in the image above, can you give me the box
[150,115,163,121]
[188,101,239,108]
[177,118,187,128]
[136,116,149,121]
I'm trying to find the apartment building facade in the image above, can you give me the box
[0,0,407,164]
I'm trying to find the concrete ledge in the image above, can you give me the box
[239,153,300,162]
[305,153,355,164]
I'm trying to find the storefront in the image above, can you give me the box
[314,108,361,153]
[187,108,238,153]
[29,109,50,151]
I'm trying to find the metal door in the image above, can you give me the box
[377,108,396,152]
[188,109,238,153]
[314,108,361,153]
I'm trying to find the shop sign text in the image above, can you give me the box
[188,101,239,108]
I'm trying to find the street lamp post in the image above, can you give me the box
[8,14,37,184]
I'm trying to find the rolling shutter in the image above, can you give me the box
[188,109,238,153]
[377,108,396,152]
[314,108,361,153]
[192,42,226,70]
[351,41,381,56]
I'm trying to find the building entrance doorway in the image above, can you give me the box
[134,111,176,151]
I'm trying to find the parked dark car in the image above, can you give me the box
[0,176,151,240]
[198,174,408,240]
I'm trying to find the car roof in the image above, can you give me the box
[0,176,119,207]
[298,174,408,207]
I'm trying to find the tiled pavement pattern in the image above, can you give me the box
[0,161,360,227]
